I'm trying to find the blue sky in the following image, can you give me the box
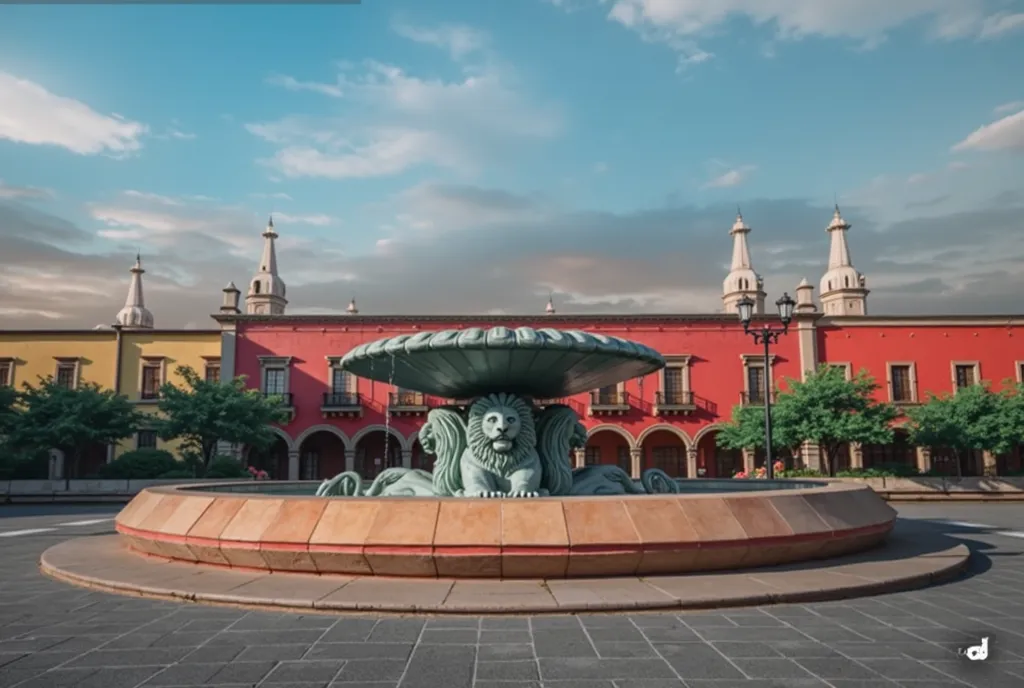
[1,0,1023,327]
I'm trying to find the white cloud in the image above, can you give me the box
[266,73,343,98]
[953,110,1024,154]
[250,192,294,201]
[0,180,53,200]
[703,164,756,188]
[168,129,196,141]
[590,1,1020,66]
[994,100,1024,115]
[593,161,609,173]
[391,19,489,59]
[253,53,561,180]
[0,70,146,156]
[273,212,334,226]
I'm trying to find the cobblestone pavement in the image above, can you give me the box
[1,503,1023,688]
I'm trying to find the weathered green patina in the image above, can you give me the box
[317,327,678,498]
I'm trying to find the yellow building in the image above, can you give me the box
[0,256,221,477]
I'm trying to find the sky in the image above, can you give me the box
[1,0,1023,329]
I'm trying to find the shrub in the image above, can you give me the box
[0,449,51,480]
[203,456,251,479]
[157,469,196,479]
[98,449,179,479]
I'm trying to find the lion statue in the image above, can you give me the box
[420,392,577,498]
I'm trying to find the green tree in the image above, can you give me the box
[716,403,802,459]
[904,383,1014,478]
[7,378,142,484]
[996,381,1024,458]
[155,365,290,466]
[0,383,20,439]
[775,365,899,476]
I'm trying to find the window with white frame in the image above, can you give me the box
[1018,361,1024,384]
[263,367,286,395]
[888,363,916,403]
[54,359,79,389]
[952,361,979,391]
[0,359,12,387]
[828,363,853,380]
[660,355,691,404]
[204,359,221,384]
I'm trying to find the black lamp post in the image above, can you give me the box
[736,292,797,479]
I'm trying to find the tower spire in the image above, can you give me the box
[545,292,556,315]
[819,205,868,316]
[722,211,765,315]
[246,215,287,315]
[115,254,154,329]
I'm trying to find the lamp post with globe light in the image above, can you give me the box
[736,292,797,480]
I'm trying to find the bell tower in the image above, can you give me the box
[819,206,868,316]
[722,211,766,315]
[246,216,287,315]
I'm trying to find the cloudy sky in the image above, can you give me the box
[1,0,1023,329]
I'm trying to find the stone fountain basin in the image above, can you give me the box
[338,327,665,399]
[115,481,895,579]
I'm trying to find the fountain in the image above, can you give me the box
[110,326,898,580]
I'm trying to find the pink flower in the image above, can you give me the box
[247,465,257,474]
[773,460,785,472]
[257,470,269,480]
[733,471,748,479]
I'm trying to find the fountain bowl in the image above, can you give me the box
[115,479,896,579]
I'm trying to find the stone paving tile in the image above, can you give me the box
[3,508,1024,687]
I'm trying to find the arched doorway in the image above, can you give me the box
[640,428,688,477]
[584,427,634,474]
[410,438,434,472]
[699,429,742,478]
[996,444,1023,476]
[298,431,346,480]
[930,447,983,477]
[354,428,404,480]
[76,441,109,479]
[248,435,290,479]
[861,429,916,471]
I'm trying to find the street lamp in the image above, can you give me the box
[737,292,796,479]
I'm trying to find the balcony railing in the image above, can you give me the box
[655,391,695,407]
[740,391,774,405]
[322,392,361,408]
[389,392,429,412]
[264,391,294,406]
[589,391,630,415]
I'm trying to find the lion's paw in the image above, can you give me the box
[507,490,540,499]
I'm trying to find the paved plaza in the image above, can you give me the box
[1,503,1023,688]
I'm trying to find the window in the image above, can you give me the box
[137,430,158,450]
[204,361,221,384]
[253,282,261,294]
[55,360,77,389]
[746,365,765,403]
[650,446,685,477]
[596,384,619,405]
[0,360,11,387]
[890,364,914,403]
[141,362,162,400]
[584,447,600,466]
[332,368,353,394]
[300,451,319,480]
[617,446,632,474]
[828,363,852,381]
[953,363,977,390]
[1019,362,1024,384]
[263,368,286,395]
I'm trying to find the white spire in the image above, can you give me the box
[819,205,868,316]
[346,297,359,314]
[246,216,287,315]
[545,293,555,315]
[115,254,154,329]
[730,210,753,270]
[826,205,853,269]
[722,209,765,315]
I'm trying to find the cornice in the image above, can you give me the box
[819,315,1024,327]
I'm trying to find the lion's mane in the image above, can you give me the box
[466,392,538,475]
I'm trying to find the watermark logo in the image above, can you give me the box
[957,636,989,662]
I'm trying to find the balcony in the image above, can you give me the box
[740,391,775,406]
[589,391,631,416]
[388,392,429,416]
[654,390,696,416]
[264,391,295,421]
[321,391,362,419]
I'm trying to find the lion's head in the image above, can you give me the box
[466,392,537,474]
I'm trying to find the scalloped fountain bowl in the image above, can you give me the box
[114,327,896,579]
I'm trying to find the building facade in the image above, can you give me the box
[3,212,1023,480]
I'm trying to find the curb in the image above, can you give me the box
[39,542,970,616]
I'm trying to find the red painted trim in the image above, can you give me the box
[363,545,435,556]
[258,542,308,552]
[433,546,502,556]
[308,543,364,554]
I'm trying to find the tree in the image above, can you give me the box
[0,383,19,439]
[904,383,1014,478]
[8,378,142,484]
[155,365,291,466]
[716,403,802,460]
[775,365,898,476]
[996,381,1024,457]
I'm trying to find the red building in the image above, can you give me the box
[211,211,1024,480]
